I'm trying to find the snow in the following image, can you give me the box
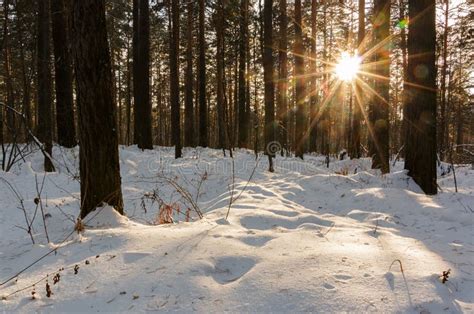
[0,146,473,313]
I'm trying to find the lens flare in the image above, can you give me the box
[335,52,362,82]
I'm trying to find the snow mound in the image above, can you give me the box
[86,205,129,228]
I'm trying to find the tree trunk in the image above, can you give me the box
[350,0,365,159]
[133,0,153,149]
[277,0,288,156]
[170,0,181,158]
[72,0,124,218]
[126,41,132,146]
[263,0,275,171]
[399,0,408,157]
[184,1,194,148]
[370,0,390,173]
[439,0,449,160]
[216,0,228,151]
[238,0,249,148]
[51,0,76,148]
[404,0,437,195]
[198,0,208,147]
[308,0,318,153]
[294,0,305,159]
[3,0,15,140]
[37,0,55,172]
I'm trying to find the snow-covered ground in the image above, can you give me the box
[0,146,473,313]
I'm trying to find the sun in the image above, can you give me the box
[334,52,362,82]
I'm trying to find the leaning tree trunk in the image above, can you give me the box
[72,0,124,218]
[370,0,390,174]
[170,0,181,158]
[404,0,437,195]
[37,0,55,172]
[51,0,76,148]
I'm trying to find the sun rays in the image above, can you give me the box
[334,52,362,82]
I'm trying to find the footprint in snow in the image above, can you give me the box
[333,274,353,283]
[322,283,337,291]
[239,236,274,247]
[209,256,257,285]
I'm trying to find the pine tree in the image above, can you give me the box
[72,0,124,218]
[263,0,275,172]
[277,0,288,156]
[184,0,194,148]
[37,0,54,172]
[370,0,390,173]
[294,0,306,159]
[170,0,181,158]
[349,0,365,159]
[404,0,437,194]
[133,0,153,150]
[51,0,76,148]
[238,0,249,148]
[198,0,208,147]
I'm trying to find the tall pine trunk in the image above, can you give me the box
[72,0,124,218]
[198,0,208,147]
[184,1,194,148]
[51,0,76,148]
[370,0,390,173]
[216,0,228,152]
[170,0,182,158]
[37,0,55,172]
[404,0,437,194]
[263,0,275,172]
[308,0,318,153]
[133,0,153,150]
[3,0,15,141]
[277,0,288,156]
[350,0,365,159]
[294,0,305,159]
[238,0,249,148]
[439,0,449,160]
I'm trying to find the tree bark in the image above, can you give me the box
[370,0,390,173]
[277,0,288,156]
[350,0,365,159]
[72,0,124,217]
[439,0,449,160]
[216,0,228,151]
[294,0,306,159]
[404,0,437,194]
[238,0,249,148]
[133,0,153,149]
[51,0,76,148]
[198,0,208,147]
[3,0,15,140]
[308,0,318,153]
[263,0,275,171]
[170,0,181,158]
[37,0,55,172]
[184,1,194,147]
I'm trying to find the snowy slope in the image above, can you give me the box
[0,146,473,313]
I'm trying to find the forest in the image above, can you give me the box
[0,0,473,312]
